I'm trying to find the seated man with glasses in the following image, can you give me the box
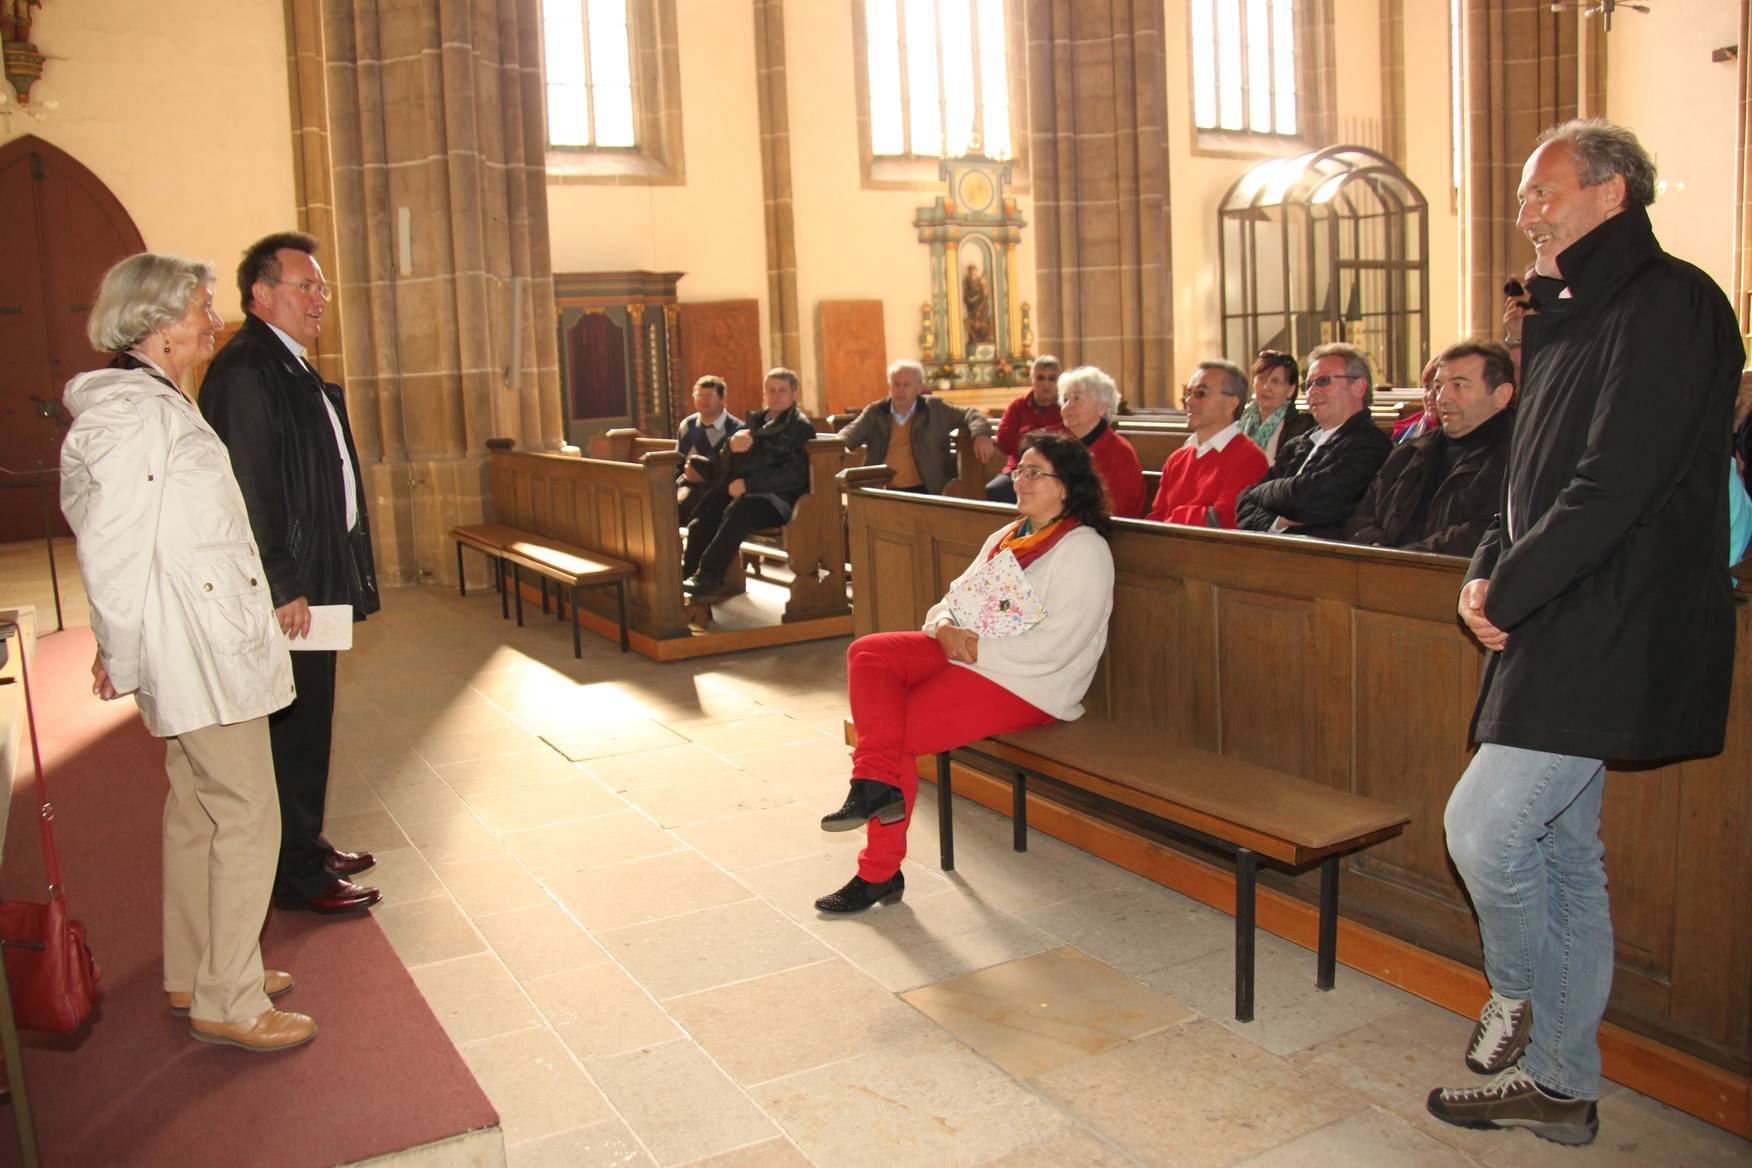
[1145,359,1268,528]
[1235,342,1391,539]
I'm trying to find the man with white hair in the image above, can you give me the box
[1056,365,1147,519]
[838,359,995,494]
[1428,118,1741,1147]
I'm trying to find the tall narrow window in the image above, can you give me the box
[1190,0,1299,138]
[543,0,637,149]
[865,0,1012,160]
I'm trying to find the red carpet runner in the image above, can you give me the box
[0,629,498,1167]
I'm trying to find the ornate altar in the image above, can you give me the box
[554,270,684,447]
[914,160,1031,389]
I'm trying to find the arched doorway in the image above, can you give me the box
[0,135,146,541]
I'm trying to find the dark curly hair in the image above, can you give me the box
[1020,431,1113,538]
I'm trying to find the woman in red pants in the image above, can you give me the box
[816,432,1116,912]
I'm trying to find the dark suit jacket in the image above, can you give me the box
[199,314,380,618]
[1235,409,1391,539]
[1342,408,1511,556]
[1466,206,1741,760]
[729,405,817,505]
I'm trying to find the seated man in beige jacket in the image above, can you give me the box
[837,359,996,494]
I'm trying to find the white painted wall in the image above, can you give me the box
[2,0,297,291]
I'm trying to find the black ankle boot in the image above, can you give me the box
[819,779,907,832]
[814,871,905,914]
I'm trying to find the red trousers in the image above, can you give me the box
[846,632,1054,880]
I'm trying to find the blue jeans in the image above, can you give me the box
[1444,744,1611,1099]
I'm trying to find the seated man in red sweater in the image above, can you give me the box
[985,355,1063,502]
[1058,365,1147,519]
[1146,360,1269,527]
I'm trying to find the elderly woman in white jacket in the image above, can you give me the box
[60,253,314,1053]
[815,432,1116,913]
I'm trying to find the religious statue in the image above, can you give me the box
[962,263,994,347]
[1,0,40,45]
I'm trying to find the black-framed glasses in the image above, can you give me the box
[1012,467,1061,482]
[1303,373,1362,391]
[263,277,333,300]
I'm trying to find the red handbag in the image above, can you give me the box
[0,621,102,1034]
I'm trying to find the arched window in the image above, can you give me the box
[863,0,1013,160]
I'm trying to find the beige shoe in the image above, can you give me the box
[168,970,296,1017]
[191,1008,316,1052]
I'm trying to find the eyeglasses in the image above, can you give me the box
[263,278,333,300]
[1183,388,1213,401]
[1303,373,1363,391]
[1012,467,1060,483]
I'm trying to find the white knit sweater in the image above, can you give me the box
[923,524,1115,719]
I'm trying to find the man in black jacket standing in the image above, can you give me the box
[1427,121,1741,1145]
[683,367,817,602]
[1342,339,1514,557]
[201,232,383,917]
[1234,342,1391,538]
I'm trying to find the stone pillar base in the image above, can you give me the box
[364,454,494,588]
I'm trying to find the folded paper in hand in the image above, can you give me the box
[286,604,354,651]
[945,549,1046,637]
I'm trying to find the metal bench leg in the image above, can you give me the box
[1012,770,1028,852]
[937,752,955,872]
[539,577,550,615]
[1317,856,1340,991]
[456,540,467,597]
[498,557,509,619]
[615,581,629,652]
[512,563,525,626]
[1235,848,1258,1023]
[571,583,582,658]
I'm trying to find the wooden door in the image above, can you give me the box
[0,136,145,542]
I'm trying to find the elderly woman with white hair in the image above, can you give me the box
[1057,365,1147,518]
[60,252,314,1053]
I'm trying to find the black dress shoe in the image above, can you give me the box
[815,871,905,914]
[820,779,907,832]
[274,878,382,915]
[683,574,727,600]
[324,849,376,877]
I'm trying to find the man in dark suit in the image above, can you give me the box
[1234,342,1391,538]
[675,374,743,525]
[682,367,817,602]
[200,232,382,917]
[1427,120,1741,1146]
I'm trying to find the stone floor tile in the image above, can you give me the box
[1481,1087,1752,1167]
[460,1027,614,1145]
[502,812,682,879]
[588,1040,778,1166]
[1030,1020,1366,1167]
[400,811,510,864]
[461,777,623,833]
[619,770,793,830]
[582,742,746,792]
[751,1033,1078,1168]
[374,894,486,967]
[506,1119,656,1168]
[676,804,860,873]
[903,947,1194,1079]
[436,749,586,795]
[720,737,852,784]
[526,962,684,1057]
[666,957,931,1086]
[475,902,610,981]
[377,776,473,825]
[1230,1105,1481,1167]
[672,1139,814,1167]
[1020,884,1235,978]
[322,808,412,855]
[432,852,552,919]
[544,850,752,932]
[601,899,833,1000]
[409,950,542,1046]
[677,714,827,753]
[415,725,547,767]
[1140,931,1420,1056]
[362,846,445,905]
[542,719,689,760]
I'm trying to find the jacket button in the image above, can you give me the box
[250,578,258,586]
[203,582,213,592]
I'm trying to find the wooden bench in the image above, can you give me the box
[936,720,1408,1022]
[449,523,635,655]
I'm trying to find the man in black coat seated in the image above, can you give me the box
[1343,339,1515,556]
[200,231,382,917]
[683,367,816,601]
[1234,342,1391,538]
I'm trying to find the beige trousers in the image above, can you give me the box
[162,716,280,1023]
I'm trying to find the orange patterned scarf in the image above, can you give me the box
[990,515,1081,568]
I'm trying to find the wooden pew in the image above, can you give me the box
[844,485,1752,1128]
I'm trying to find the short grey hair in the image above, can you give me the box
[887,358,926,382]
[1538,118,1657,208]
[1306,342,1374,407]
[764,366,800,394]
[1194,359,1249,409]
[1032,354,1062,374]
[1057,365,1119,416]
[87,253,216,353]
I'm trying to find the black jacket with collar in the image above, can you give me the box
[199,314,380,618]
[728,405,817,504]
[1342,407,1511,556]
[1466,205,1741,760]
[1235,409,1391,539]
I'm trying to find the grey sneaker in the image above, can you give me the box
[1466,992,1532,1073]
[1426,1068,1598,1146]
